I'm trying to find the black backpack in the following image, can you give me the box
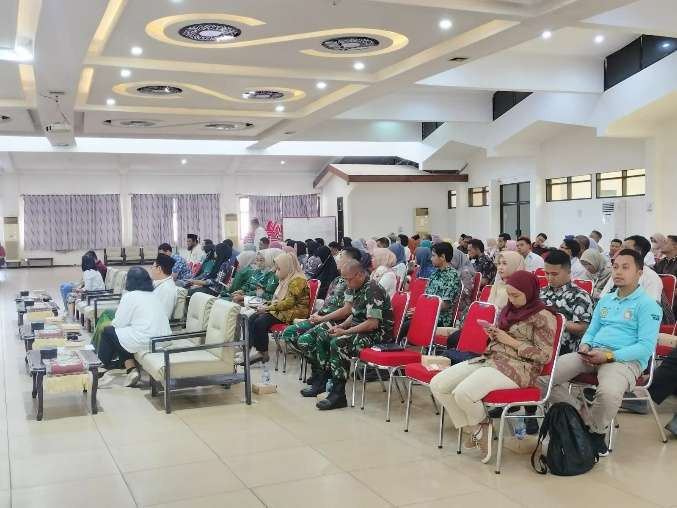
[531,402,598,476]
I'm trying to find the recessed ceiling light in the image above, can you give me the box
[14,45,33,61]
[275,105,285,112]
[662,42,672,49]
[353,61,365,70]
[169,0,183,3]
[541,30,552,40]
[280,160,286,165]
[439,19,452,30]
[131,46,143,56]
[181,158,187,165]
[316,81,327,90]
[120,69,131,78]
[106,98,116,106]
[594,35,605,44]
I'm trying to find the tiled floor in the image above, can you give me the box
[1,266,676,507]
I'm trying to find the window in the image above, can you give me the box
[596,169,645,198]
[468,186,489,207]
[447,190,457,209]
[546,175,592,201]
[239,197,250,240]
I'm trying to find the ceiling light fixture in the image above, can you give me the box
[594,35,605,44]
[662,42,672,49]
[439,19,452,30]
[131,46,143,56]
[316,81,327,90]
[541,30,552,40]
[14,45,33,61]
[181,158,187,165]
[275,105,285,112]
[353,61,365,70]
[106,98,116,106]
[120,69,131,78]
[280,160,286,165]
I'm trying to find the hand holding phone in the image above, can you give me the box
[477,319,491,329]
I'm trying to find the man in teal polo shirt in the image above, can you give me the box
[548,249,662,456]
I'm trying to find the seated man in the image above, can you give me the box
[468,239,497,286]
[158,243,192,286]
[517,236,545,273]
[304,259,393,411]
[532,233,548,256]
[150,254,177,319]
[547,249,662,456]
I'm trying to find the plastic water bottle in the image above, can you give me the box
[261,363,271,385]
[325,379,333,393]
[511,417,527,440]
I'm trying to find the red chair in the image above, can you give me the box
[535,267,546,277]
[469,272,482,302]
[573,279,593,295]
[403,302,497,436]
[537,276,548,289]
[274,279,321,373]
[659,274,676,309]
[354,294,441,421]
[478,285,492,303]
[449,313,566,474]
[569,351,667,453]
[407,278,429,312]
[657,323,677,357]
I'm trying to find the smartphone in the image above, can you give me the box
[577,350,592,356]
[476,319,491,329]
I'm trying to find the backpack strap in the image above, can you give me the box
[530,408,551,475]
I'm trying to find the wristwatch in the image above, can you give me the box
[605,351,615,363]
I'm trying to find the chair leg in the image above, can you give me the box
[274,336,280,372]
[456,427,462,454]
[404,379,413,432]
[430,393,439,415]
[437,407,445,449]
[647,396,668,443]
[298,355,304,381]
[282,338,288,374]
[608,417,615,452]
[351,359,358,408]
[360,364,368,410]
[385,371,394,422]
[393,373,405,403]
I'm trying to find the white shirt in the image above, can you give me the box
[404,246,411,261]
[254,226,267,247]
[83,269,105,291]
[112,291,172,353]
[523,251,544,272]
[644,251,656,268]
[378,271,398,299]
[570,257,590,280]
[153,276,177,319]
[599,267,663,303]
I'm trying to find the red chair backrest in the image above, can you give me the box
[469,271,482,301]
[535,267,546,277]
[457,302,497,354]
[660,274,676,308]
[391,291,410,342]
[307,279,321,316]
[479,285,492,302]
[408,277,429,308]
[406,294,441,349]
[541,313,565,376]
[537,276,548,289]
[573,279,593,295]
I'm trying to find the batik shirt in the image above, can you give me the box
[540,282,594,354]
[246,270,279,300]
[425,266,461,326]
[171,254,192,282]
[471,254,497,285]
[344,279,394,341]
[318,276,348,316]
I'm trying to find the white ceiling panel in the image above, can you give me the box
[0,62,25,100]
[0,108,35,133]
[0,0,18,50]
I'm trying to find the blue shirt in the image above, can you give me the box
[171,254,192,281]
[581,286,662,369]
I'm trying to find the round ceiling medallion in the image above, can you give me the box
[0,115,10,123]
[103,119,158,128]
[179,23,242,42]
[136,85,183,95]
[241,90,284,100]
[203,122,253,131]
[321,36,380,52]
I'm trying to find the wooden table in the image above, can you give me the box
[26,350,101,421]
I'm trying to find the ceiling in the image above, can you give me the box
[0,0,676,172]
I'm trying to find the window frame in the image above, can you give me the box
[447,190,457,209]
[545,174,593,202]
[467,186,489,207]
[238,197,250,240]
[595,169,646,198]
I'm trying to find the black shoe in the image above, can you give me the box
[301,371,329,398]
[487,406,520,419]
[525,418,540,435]
[620,398,649,415]
[665,414,677,438]
[306,368,321,386]
[583,387,596,405]
[316,382,347,410]
[589,432,609,457]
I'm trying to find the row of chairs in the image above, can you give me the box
[103,247,155,266]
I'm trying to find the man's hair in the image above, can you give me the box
[611,238,623,245]
[562,238,581,258]
[342,258,366,275]
[498,233,511,241]
[668,235,677,244]
[412,234,420,241]
[432,241,453,262]
[85,249,98,260]
[591,230,602,238]
[328,241,341,250]
[424,234,432,240]
[624,235,651,258]
[537,233,547,240]
[342,247,362,261]
[224,239,234,248]
[203,239,214,248]
[575,235,590,251]
[126,266,154,292]
[251,218,260,225]
[154,253,176,275]
[468,239,485,253]
[158,243,172,253]
[615,248,644,269]
[377,237,390,246]
[260,237,270,245]
[315,238,325,246]
[398,234,409,246]
[544,249,571,269]
[460,234,467,239]
[187,233,198,242]
[517,236,532,246]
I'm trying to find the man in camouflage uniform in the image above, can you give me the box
[305,259,394,410]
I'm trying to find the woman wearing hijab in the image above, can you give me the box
[270,240,285,250]
[398,234,411,262]
[366,239,378,255]
[229,249,280,304]
[430,271,556,463]
[220,250,257,297]
[505,240,518,252]
[420,239,433,250]
[580,248,612,301]
[248,252,310,363]
[489,251,526,310]
[351,239,373,271]
[187,242,232,297]
[415,247,435,278]
[303,239,322,277]
[651,233,667,263]
[370,247,398,298]
[389,242,407,290]
[296,241,309,271]
[485,238,499,261]
[313,246,340,300]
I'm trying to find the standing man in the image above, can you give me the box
[547,249,661,456]
[517,236,545,273]
[258,237,270,251]
[250,218,267,248]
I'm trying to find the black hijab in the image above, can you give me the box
[209,242,232,279]
[306,239,319,257]
[314,246,340,299]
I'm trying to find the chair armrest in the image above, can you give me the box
[150,330,207,352]
[85,290,113,303]
[163,340,246,354]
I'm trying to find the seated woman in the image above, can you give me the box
[580,248,611,301]
[221,250,257,296]
[430,270,556,463]
[449,248,477,327]
[98,267,171,387]
[370,247,398,299]
[187,242,233,297]
[313,246,340,300]
[415,246,435,278]
[304,239,322,277]
[229,248,280,305]
[248,252,310,363]
[62,253,106,310]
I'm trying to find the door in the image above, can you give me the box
[500,182,530,238]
